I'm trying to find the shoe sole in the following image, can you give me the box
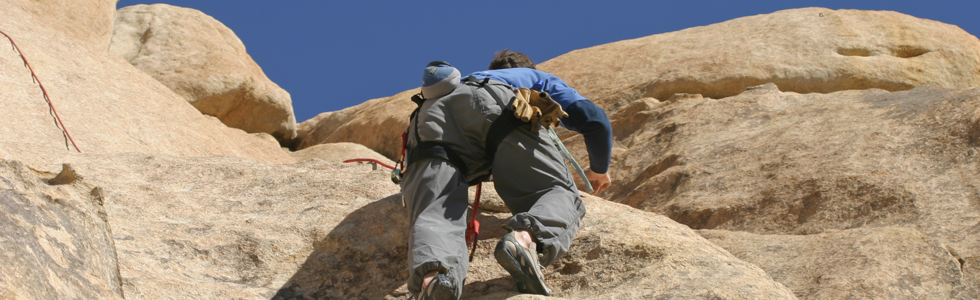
[418,273,456,300]
[494,234,551,296]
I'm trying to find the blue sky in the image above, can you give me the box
[116,1,980,123]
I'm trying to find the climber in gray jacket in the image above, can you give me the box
[401,51,613,300]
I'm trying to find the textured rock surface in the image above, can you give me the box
[700,227,973,299]
[0,2,293,167]
[17,153,789,299]
[110,4,298,143]
[0,161,123,300]
[589,86,980,255]
[289,142,394,166]
[2,0,117,49]
[295,89,419,158]
[565,85,980,298]
[540,7,980,111]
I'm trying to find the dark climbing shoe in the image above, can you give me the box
[417,273,457,300]
[494,231,551,296]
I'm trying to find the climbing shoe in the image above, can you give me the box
[417,273,457,300]
[494,231,551,296]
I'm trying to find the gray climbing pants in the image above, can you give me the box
[401,80,586,296]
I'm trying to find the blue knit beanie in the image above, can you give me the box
[421,61,461,99]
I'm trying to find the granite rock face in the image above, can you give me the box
[700,227,974,299]
[289,142,395,165]
[541,7,980,111]
[0,2,293,167]
[6,153,791,299]
[295,89,420,158]
[0,161,123,300]
[4,0,118,49]
[110,4,298,144]
[582,85,980,299]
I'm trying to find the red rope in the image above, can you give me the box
[1,30,81,153]
[342,158,397,170]
[467,183,482,262]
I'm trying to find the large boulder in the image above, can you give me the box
[540,7,980,110]
[700,227,976,299]
[110,4,298,144]
[295,89,419,158]
[20,153,792,299]
[0,2,293,167]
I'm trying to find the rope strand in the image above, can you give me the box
[1,29,81,153]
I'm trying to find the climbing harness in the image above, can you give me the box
[1,29,81,153]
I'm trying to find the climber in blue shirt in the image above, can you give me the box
[405,50,615,299]
[464,50,613,191]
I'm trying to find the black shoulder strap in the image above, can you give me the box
[474,78,525,162]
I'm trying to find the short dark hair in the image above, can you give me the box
[488,49,535,70]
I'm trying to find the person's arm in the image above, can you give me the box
[561,100,613,193]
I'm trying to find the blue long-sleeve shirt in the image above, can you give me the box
[464,68,613,174]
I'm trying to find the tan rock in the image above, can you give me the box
[6,153,791,299]
[699,227,973,299]
[0,160,123,300]
[4,0,117,49]
[585,85,980,294]
[539,8,980,111]
[584,87,980,299]
[295,89,420,158]
[289,142,394,166]
[110,4,298,143]
[0,3,294,166]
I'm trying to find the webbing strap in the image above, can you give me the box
[465,76,527,163]
[407,141,469,184]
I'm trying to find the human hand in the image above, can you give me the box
[583,167,611,194]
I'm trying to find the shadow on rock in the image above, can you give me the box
[272,194,410,300]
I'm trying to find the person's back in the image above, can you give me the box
[402,51,612,299]
[465,50,613,190]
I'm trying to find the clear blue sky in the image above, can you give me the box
[116,1,979,123]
